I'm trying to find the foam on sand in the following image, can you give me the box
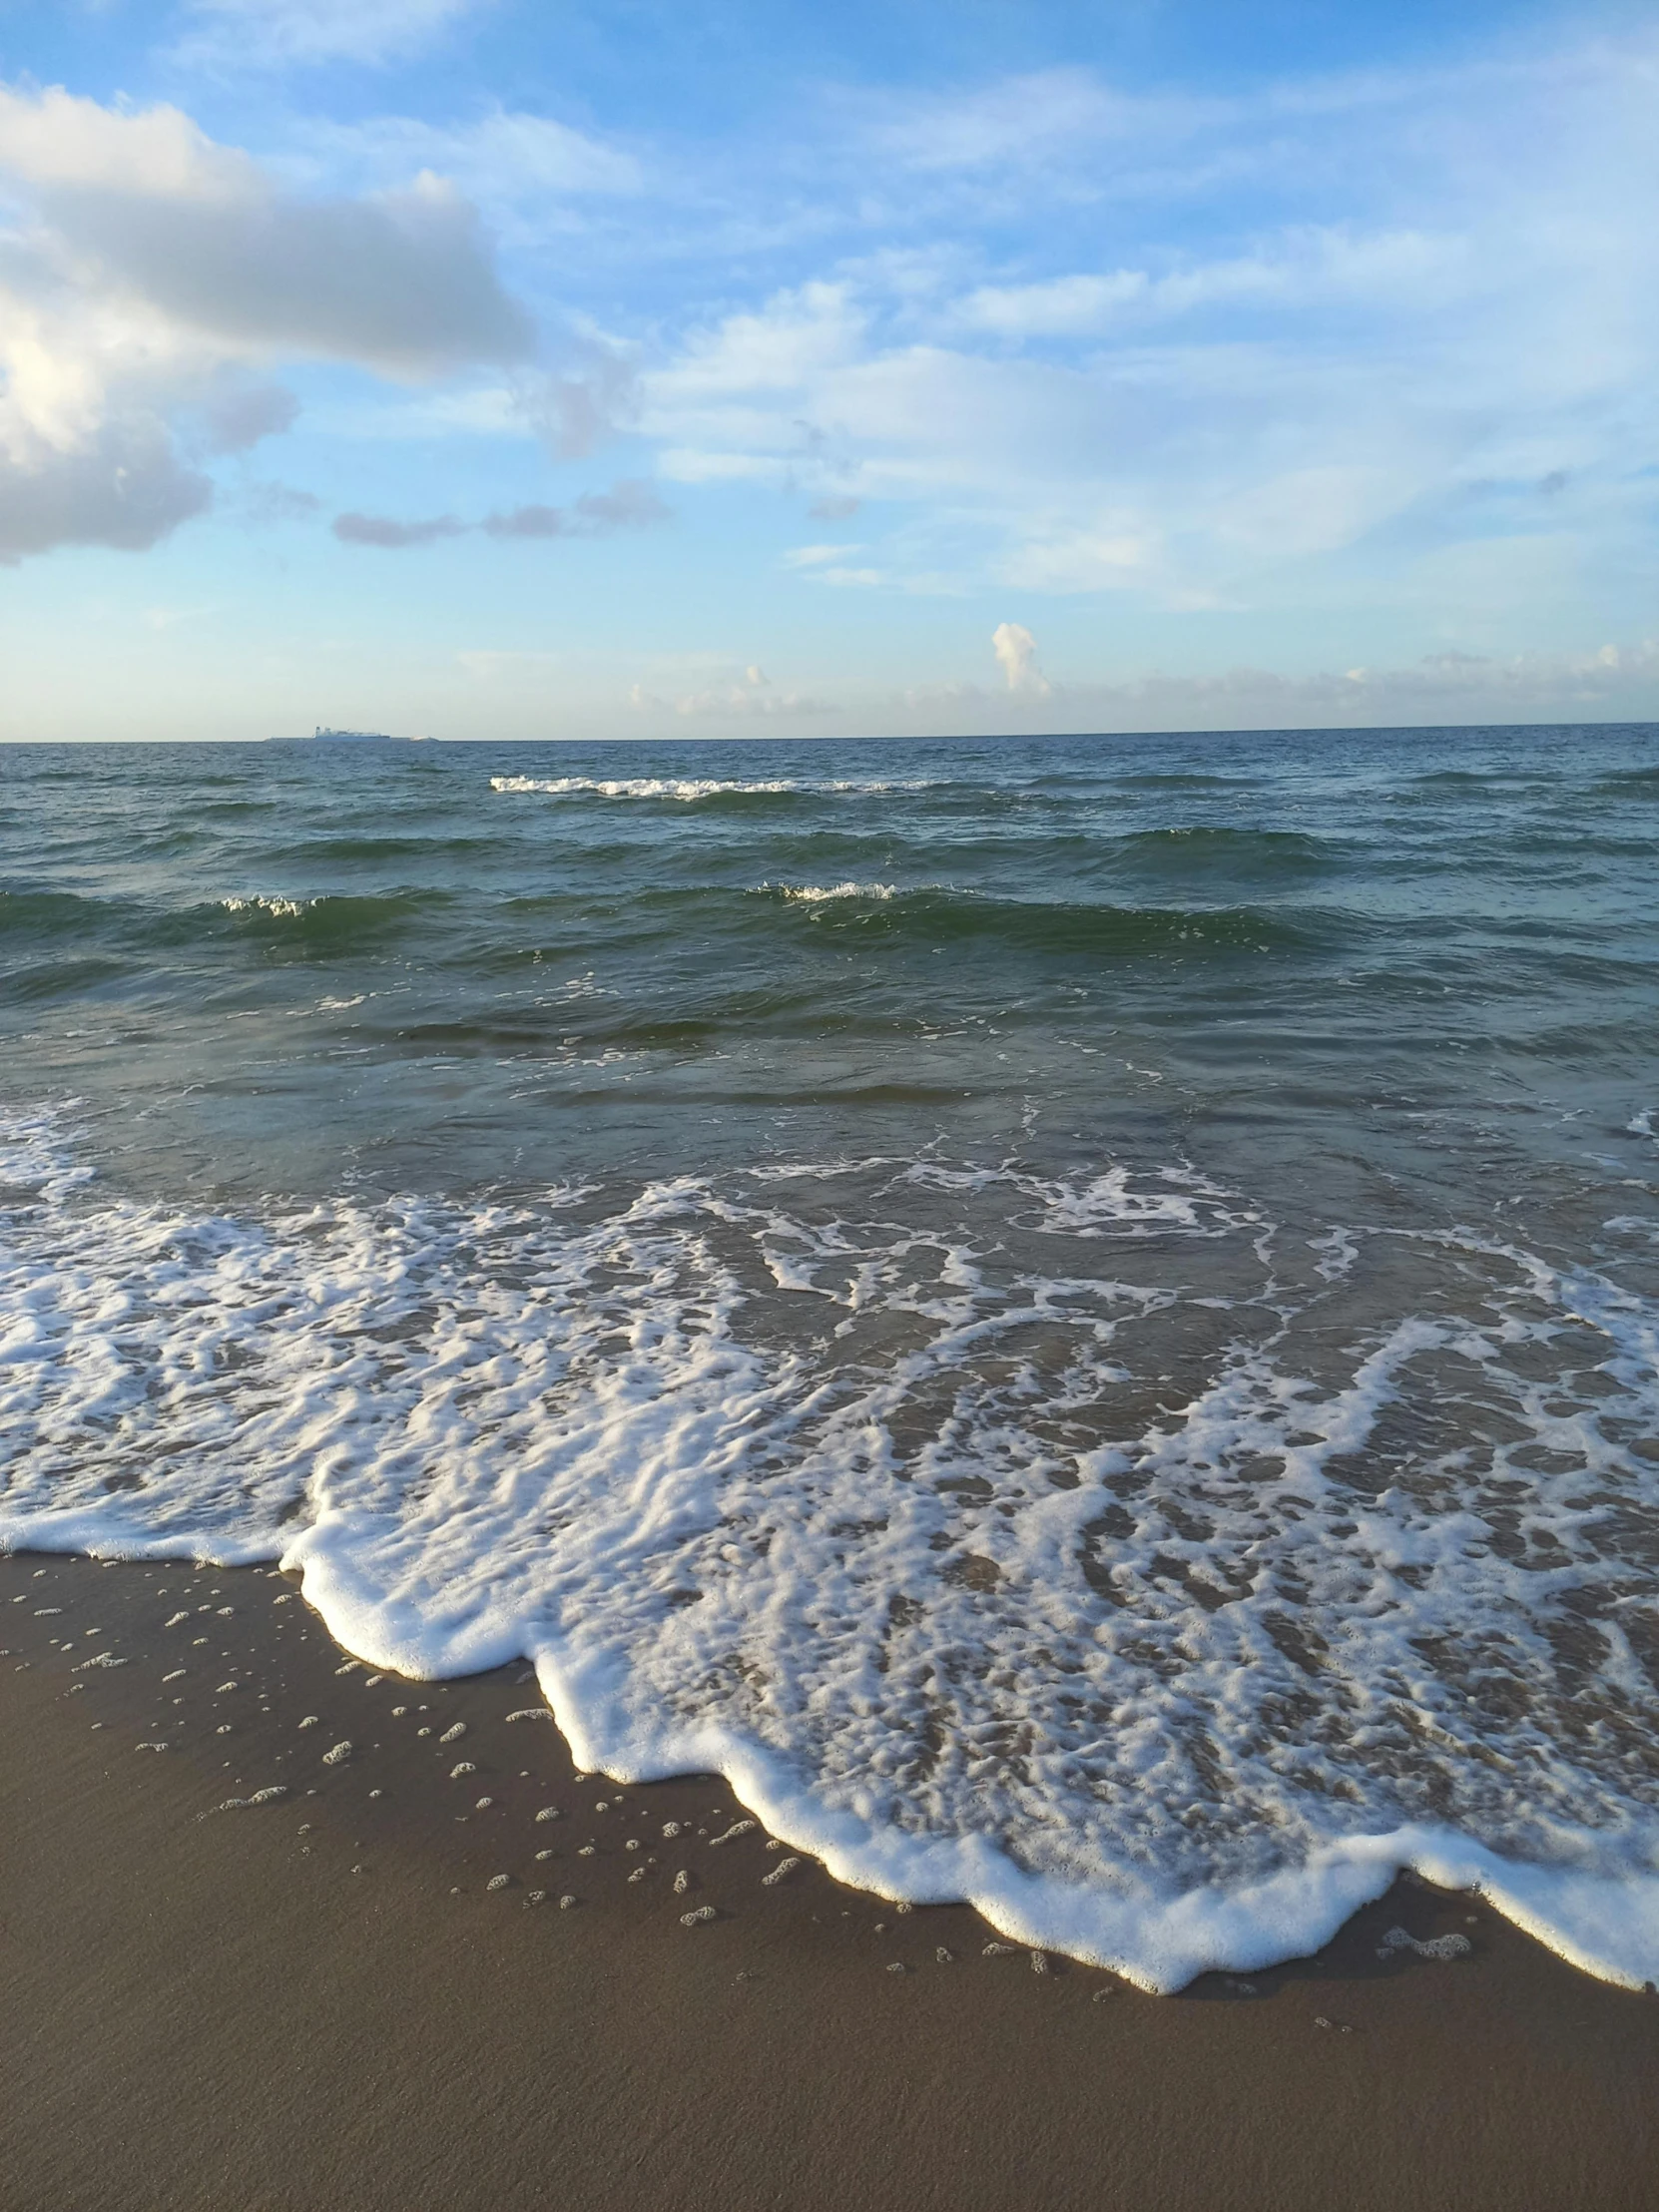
[4,1105,1659,1992]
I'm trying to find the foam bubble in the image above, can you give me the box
[764,881,897,902]
[4,1106,1659,1991]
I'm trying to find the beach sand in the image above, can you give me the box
[4,1549,1656,2212]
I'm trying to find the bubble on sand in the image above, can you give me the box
[885,1961,906,1974]
[505,1709,549,1723]
[559,1895,578,1910]
[162,1670,186,1683]
[438,1722,467,1744]
[322,1741,351,1765]
[487,1874,512,1892]
[534,1807,563,1823]
[761,1857,801,1887]
[935,1946,955,1963]
[1091,1987,1116,2002]
[450,1761,476,1778]
[1380,1927,1473,1962]
[661,1821,682,1839]
[391,1706,407,1717]
[527,1891,546,1906]
[135,1741,170,1752]
[216,1681,239,1694]
[334,1661,360,1676]
[577,1844,596,1857]
[164,1612,190,1628]
[681,1907,717,1927]
[673,1871,692,1895]
[628,1867,647,1883]
[983,1941,1015,1956]
[1029,1950,1049,1974]
[709,1820,756,1847]
[297,1716,319,1729]
[476,1796,494,1809]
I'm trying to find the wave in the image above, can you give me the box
[754,882,1332,954]
[490,775,943,804]
[0,887,113,940]
[217,890,449,951]
[1592,764,1659,795]
[5,1109,1659,1993]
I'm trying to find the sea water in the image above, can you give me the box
[3,726,1658,1989]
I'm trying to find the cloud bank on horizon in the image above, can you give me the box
[0,0,1655,737]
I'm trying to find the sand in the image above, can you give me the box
[4,1548,1657,2212]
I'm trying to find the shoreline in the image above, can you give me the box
[6,1546,1659,2210]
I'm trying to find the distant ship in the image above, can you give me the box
[309,726,423,743]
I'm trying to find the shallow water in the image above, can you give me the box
[4,726,1659,1985]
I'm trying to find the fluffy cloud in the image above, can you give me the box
[991,621,1048,694]
[0,82,534,560]
[0,417,213,565]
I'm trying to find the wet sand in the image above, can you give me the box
[4,1549,1656,2212]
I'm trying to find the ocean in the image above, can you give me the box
[3,724,1658,1989]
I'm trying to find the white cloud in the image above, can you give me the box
[1002,524,1149,593]
[632,32,1659,637]
[955,229,1468,337]
[174,0,485,71]
[0,82,537,560]
[784,542,863,567]
[991,620,1048,694]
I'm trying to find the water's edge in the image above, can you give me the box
[7,1520,1657,1996]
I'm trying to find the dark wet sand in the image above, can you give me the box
[4,1550,1657,2212]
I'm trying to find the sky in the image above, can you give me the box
[0,0,1655,740]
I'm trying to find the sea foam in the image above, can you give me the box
[4,1105,1659,1991]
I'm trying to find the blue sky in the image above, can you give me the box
[0,0,1655,738]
